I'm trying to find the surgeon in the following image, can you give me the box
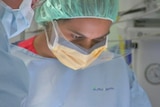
[0,0,37,107]
[11,0,152,107]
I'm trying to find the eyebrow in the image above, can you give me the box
[69,29,110,39]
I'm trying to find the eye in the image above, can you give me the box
[94,35,107,42]
[71,34,84,40]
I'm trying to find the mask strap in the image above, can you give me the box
[44,21,60,50]
[105,36,109,47]
[44,28,53,50]
[51,21,59,47]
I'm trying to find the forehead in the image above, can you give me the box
[57,18,112,39]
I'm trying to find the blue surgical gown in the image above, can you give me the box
[10,45,152,107]
[0,10,29,107]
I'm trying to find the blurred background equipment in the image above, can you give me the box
[117,0,160,107]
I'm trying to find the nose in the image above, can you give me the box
[78,39,96,49]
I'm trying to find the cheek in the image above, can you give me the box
[58,22,72,40]
[59,28,73,41]
[62,33,73,41]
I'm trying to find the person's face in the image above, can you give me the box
[57,18,112,49]
[2,0,38,9]
[2,0,22,9]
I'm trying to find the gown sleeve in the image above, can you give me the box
[0,2,29,107]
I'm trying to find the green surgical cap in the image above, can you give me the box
[35,0,119,23]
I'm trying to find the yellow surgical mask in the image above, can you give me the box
[50,44,107,70]
[45,21,110,70]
